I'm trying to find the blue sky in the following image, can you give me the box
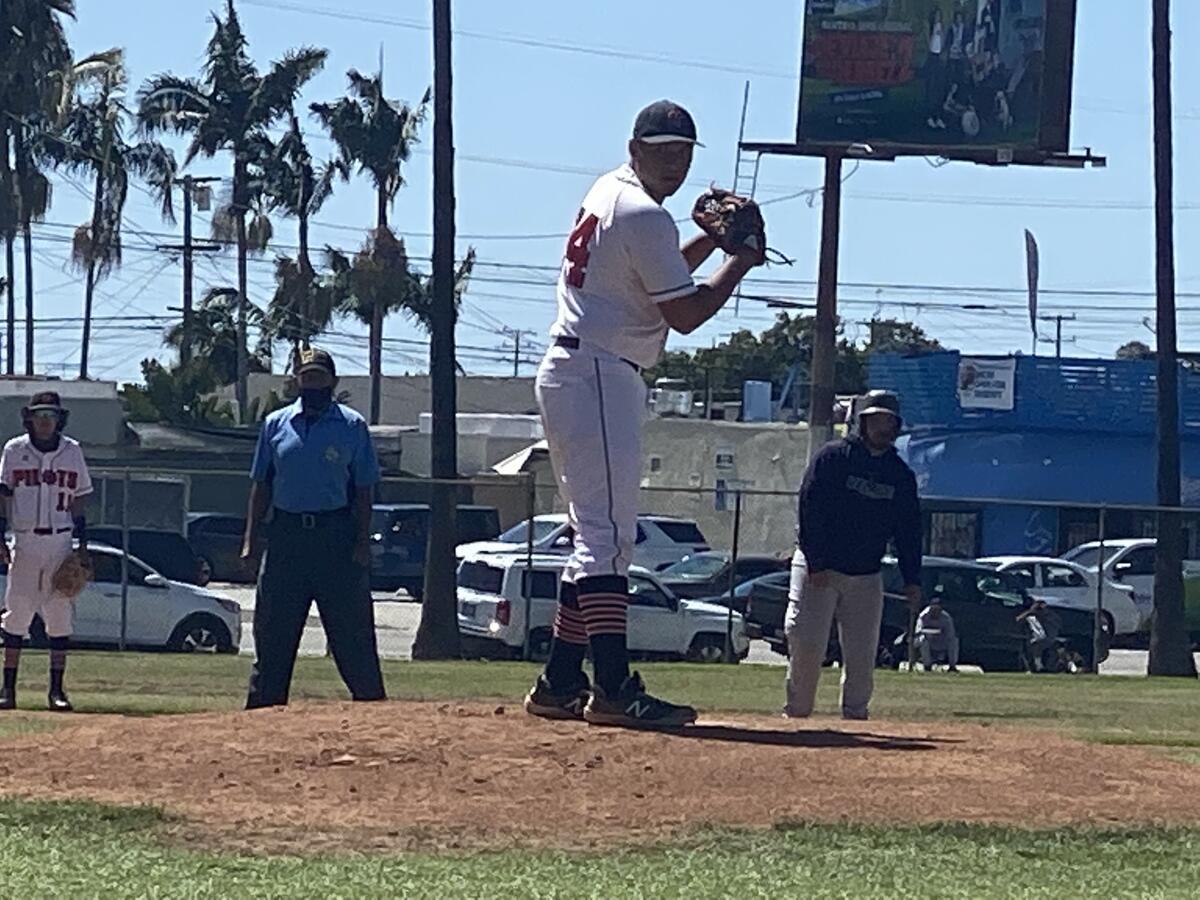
[24,0,1200,384]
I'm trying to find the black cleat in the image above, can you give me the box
[583,672,697,729]
[0,687,14,710]
[47,691,73,713]
[523,674,590,721]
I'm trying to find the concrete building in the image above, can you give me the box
[214,373,538,425]
[494,418,814,557]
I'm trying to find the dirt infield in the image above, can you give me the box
[3,701,1200,852]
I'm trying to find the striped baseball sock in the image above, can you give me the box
[577,575,631,696]
[544,581,588,690]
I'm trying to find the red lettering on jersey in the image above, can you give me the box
[564,210,600,289]
[13,470,26,487]
[43,470,57,486]
[66,471,78,490]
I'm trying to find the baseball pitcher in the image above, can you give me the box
[523,100,765,728]
[0,392,93,712]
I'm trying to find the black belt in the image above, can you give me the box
[273,508,350,530]
[31,527,72,536]
[553,336,640,372]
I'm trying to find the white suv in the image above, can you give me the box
[454,514,710,572]
[1061,538,1200,626]
[455,552,749,663]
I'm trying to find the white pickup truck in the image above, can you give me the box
[456,552,750,663]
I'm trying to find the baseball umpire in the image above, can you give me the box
[241,349,386,709]
[785,390,922,720]
[0,392,93,712]
[523,100,765,728]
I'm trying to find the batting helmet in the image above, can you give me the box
[22,390,69,432]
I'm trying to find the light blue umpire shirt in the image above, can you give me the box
[250,399,381,513]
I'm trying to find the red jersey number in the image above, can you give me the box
[563,211,599,289]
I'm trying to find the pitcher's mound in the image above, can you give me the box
[2,701,1200,852]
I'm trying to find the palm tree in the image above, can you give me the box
[311,70,430,424]
[164,287,269,387]
[0,0,75,375]
[259,116,338,369]
[137,0,325,421]
[52,49,176,378]
[328,229,476,386]
[0,132,16,375]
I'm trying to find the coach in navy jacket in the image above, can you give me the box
[784,391,922,720]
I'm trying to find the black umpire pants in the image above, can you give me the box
[246,509,386,709]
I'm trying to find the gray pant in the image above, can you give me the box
[784,558,884,719]
[918,634,959,668]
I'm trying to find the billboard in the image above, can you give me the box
[797,0,1078,153]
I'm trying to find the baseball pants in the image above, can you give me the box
[246,512,386,709]
[1,531,75,638]
[784,556,884,719]
[536,340,645,583]
[918,634,959,668]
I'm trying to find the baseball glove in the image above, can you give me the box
[692,188,768,265]
[52,551,92,599]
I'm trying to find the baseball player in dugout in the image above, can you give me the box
[0,392,93,712]
[523,99,766,728]
[241,348,386,710]
[785,390,922,720]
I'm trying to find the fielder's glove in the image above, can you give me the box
[692,187,788,266]
[52,550,92,598]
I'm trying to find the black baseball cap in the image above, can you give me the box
[632,100,704,147]
[27,391,64,411]
[295,347,336,377]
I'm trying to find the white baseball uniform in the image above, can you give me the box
[0,434,93,637]
[540,164,697,582]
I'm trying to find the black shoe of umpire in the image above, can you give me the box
[584,671,697,729]
[0,686,14,710]
[47,691,73,713]
[524,674,590,721]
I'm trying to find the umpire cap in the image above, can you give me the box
[295,347,336,377]
[858,389,902,426]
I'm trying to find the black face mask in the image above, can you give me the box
[300,387,333,414]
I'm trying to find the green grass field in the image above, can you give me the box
[2,653,1199,898]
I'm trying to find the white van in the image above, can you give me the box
[456,552,749,663]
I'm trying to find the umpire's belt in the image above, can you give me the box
[28,527,72,536]
[273,508,350,530]
[553,336,640,372]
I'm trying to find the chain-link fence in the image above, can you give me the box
[75,465,1199,675]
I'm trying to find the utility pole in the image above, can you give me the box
[1150,0,1197,677]
[512,329,521,377]
[414,0,462,659]
[156,175,220,365]
[1036,313,1076,358]
[809,155,843,458]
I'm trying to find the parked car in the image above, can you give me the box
[455,513,711,572]
[455,552,749,663]
[187,513,263,584]
[15,543,241,653]
[372,504,501,596]
[658,551,789,600]
[88,527,208,587]
[977,556,1144,637]
[700,570,791,615]
[744,557,1108,672]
